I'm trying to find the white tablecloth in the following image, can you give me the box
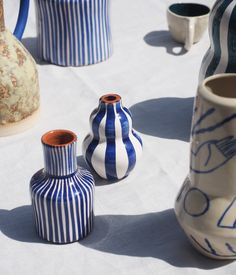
[2,0,234,274]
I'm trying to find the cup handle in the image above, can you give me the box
[13,0,30,40]
[184,18,195,51]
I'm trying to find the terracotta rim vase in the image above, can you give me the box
[30,129,95,243]
[82,94,143,181]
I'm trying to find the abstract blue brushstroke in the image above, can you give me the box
[218,197,236,228]
[191,136,236,173]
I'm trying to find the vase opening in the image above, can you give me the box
[100,94,121,104]
[205,75,236,99]
[42,129,77,147]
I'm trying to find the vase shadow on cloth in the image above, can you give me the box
[21,37,47,65]
[129,97,194,142]
[80,209,231,269]
[144,31,187,56]
[0,205,46,243]
[77,155,119,186]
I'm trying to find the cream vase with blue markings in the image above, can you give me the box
[83,94,143,181]
[30,130,95,243]
[199,0,236,82]
[175,74,236,259]
[35,0,112,66]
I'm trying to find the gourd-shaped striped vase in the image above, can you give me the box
[199,0,236,82]
[35,0,112,66]
[30,130,95,243]
[83,94,143,181]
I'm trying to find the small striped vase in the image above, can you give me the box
[82,94,143,181]
[35,0,112,66]
[199,0,236,82]
[30,130,95,243]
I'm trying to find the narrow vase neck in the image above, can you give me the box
[0,0,5,32]
[42,142,77,177]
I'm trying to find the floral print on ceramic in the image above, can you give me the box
[83,94,143,181]
[175,74,236,259]
[0,29,40,136]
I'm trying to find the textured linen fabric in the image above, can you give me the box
[1,0,234,274]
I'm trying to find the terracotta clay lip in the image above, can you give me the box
[100,94,121,104]
[41,129,77,147]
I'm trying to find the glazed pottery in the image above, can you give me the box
[167,3,210,51]
[0,0,40,136]
[199,0,236,82]
[83,94,143,181]
[175,74,236,259]
[30,130,95,243]
[35,0,112,66]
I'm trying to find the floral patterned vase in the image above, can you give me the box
[83,94,143,181]
[175,74,236,259]
[30,130,95,243]
[0,0,40,136]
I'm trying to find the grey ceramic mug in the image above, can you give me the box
[167,3,210,51]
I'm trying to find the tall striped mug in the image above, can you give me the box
[35,0,112,66]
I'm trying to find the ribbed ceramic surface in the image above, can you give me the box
[35,0,112,66]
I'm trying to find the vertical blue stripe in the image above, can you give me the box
[97,0,103,61]
[205,0,234,78]
[85,103,106,165]
[94,0,99,61]
[65,0,73,66]
[226,6,236,72]
[64,178,70,242]
[89,0,95,64]
[69,0,76,66]
[105,104,117,179]
[84,0,91,64]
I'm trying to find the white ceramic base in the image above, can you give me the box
[0,108,40,137]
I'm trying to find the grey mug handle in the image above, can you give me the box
[185,18,195,51]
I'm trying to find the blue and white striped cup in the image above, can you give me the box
[35,0,112,66]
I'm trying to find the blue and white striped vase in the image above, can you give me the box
[199,0,236,82]
[35,0,112,66]
[82,94,143,181]
[30,130,95,243]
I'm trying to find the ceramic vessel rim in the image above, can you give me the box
[200,73,236,107]
[41,129,77,147]
[100,94,121,104]
[167,3,210,19]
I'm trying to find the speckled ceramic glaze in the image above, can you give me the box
[0,1,40,136]
[175,74,236,259]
